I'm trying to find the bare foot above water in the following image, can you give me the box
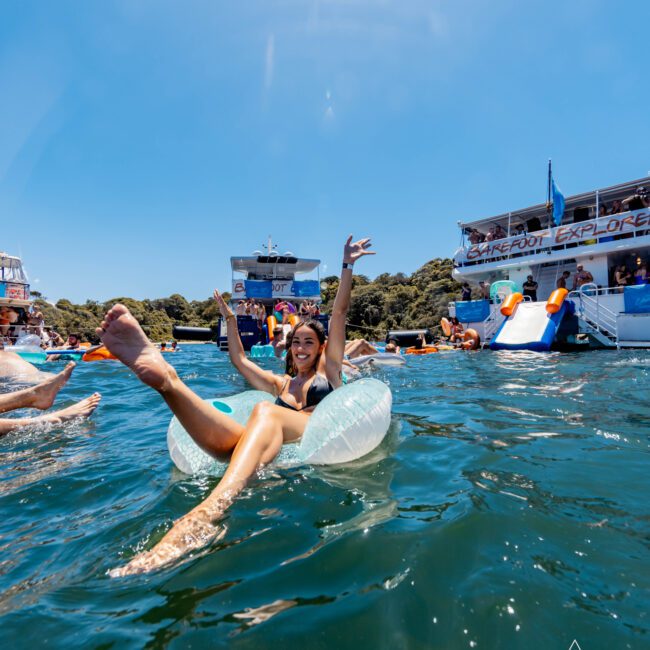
[31,362,75,410]
[97,304,171,391]
[42,393,102,425]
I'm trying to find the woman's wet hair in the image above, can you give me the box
[284,319,326,376]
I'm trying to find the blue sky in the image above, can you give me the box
[2,0,649,303]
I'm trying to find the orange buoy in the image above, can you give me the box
[500,292,523,316]
[546,288,568,314]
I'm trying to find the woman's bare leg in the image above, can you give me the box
[344,339,378,359]
[0,363,75,414]
[0,393,102,436]
[110,402,309,576]
[0,351,52,382]
[98,304,244,456]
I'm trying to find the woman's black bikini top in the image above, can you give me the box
[275,374,334,412]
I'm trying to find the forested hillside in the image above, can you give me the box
[32,258,461,342]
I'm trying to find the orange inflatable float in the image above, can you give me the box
[405,346,439,355]
[546,288,568,314]
[461,328,481,350]
[440,318,452,337]
[82,345,118,362]
[500,292,523,316]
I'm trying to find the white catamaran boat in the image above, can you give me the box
[219,238,327,351]
[451,177,650,350]
[0,252,34,343]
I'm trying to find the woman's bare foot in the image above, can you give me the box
[30,362,75,410]
[109,509,226,577]
[42,393,102,425]
[97,304,172,391]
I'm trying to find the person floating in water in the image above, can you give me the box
[0,361,101,436]
[98,236,375,576]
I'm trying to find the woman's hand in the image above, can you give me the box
[343,236,375,265]
[213,289,234,319]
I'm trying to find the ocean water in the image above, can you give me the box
[0,347,648,649]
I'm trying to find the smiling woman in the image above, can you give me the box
[97,235,375,576]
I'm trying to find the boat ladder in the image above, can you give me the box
[569,285,619,348]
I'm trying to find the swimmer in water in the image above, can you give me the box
[98,236,375,576]
[0,362,101,436]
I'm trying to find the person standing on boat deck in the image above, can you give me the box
[615,266,632,291]
[494,224,507,240]
[556,271,571,290]
[97,236,375,576]
[523,275,538,302]
[461,283,472,301]
[478,281,490,300]
[572,264,594,290]
[622,186,650,211]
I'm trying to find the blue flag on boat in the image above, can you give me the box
[552,178,565,226]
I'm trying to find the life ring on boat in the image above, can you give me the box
[82,345,118,362]
[167,378,392,476]
[500,292,523,316]
[405,346,439,355]
[546,288,568,314]
[440,318,452,337]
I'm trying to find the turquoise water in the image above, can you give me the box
[1,348,648,649]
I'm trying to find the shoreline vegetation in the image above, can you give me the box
[33,258,460,343]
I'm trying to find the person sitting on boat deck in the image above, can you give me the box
[344,338,381,359]
[0,359,101,436]
[270,326,287,358]
[556,270,571,289]
[468,229,483,245]
[449,317,464,343]
[609,199,623,215]
[460,282,471,301]
[523,275,539,301]
[622,186,650,211]
[97,235,375,576]
[614,265,632,291]
[572,264,594,290]
[0,307,19,338]
[27,308,45,336]
[478,280,490,300]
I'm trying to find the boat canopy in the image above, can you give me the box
[230,256,320,279]
[0,252,28,284]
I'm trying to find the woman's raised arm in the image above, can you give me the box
[213,290,282,395]
[325,236,375,386]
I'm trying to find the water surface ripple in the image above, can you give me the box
[1,348,648,649]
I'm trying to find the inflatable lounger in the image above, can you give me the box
[168,378,392,476]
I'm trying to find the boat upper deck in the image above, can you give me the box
[454,177,650,273]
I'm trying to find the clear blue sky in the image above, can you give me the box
[2,1,649,303]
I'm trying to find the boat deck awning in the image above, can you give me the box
[230,256,320,277]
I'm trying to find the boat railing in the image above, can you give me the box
[454,206,650,268]
[568,284,619,347]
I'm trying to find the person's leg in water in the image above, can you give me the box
[344,339,378,359]
[0,393,102,437]
[97,304,246,457]
[0,350,53,382]
[110,401,309,576]
[98,304,312,575]
[0,363,75,414]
